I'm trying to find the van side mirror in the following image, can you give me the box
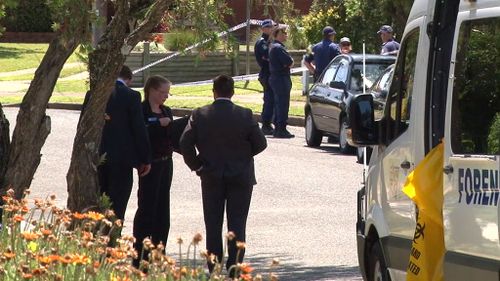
[330,81,346,90]
[347,94,378,146]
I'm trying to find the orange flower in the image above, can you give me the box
[240,273,252,281]
[59,254,73,264]
[93,261,100,268]
[73,212,85,220]
[40,228,52,237]
[21,232,40,241]
[31,267,47,276]
[37,255,53,265]
[13,215,24,223]
[85,211,104,221]
[239,263,254,274]
[82,231,93,241]
[71,254,89,265]
[49,255,61,263]
[20,205,30,214]
[109,248,127,260]
[21,273,33,279]
[3,251,15,260]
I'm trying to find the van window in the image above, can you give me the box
[451,18,500,155]
[385,29,419,143]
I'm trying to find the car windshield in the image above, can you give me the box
[350,62,393,91]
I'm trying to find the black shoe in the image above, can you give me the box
[273,128,295,138]
[261,124,274,135]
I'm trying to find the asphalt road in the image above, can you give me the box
[3,108,363,281]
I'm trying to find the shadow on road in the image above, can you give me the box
[246,253,362,281]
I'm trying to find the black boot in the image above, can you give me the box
[261,122,274,135]
[273,127,295,138]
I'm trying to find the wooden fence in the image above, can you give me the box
[126,44,306,87]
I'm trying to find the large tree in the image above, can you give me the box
[0,0,92,199]
[67,0,231,212]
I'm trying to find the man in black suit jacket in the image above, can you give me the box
[96,65,151,221]
[180,75,267,274]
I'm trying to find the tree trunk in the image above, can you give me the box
[1,37,80,199]
[0,103,10,183]
[66,0,170,212]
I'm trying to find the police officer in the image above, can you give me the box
[339,37,353,54]
[304,26,341,82]
[378,25,400,55]
[254,19,276,135]
[269,26,294,139]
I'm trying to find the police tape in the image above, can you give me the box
[171,66,307,87]
[132,19,288,75]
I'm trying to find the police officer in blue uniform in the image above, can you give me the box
[378,25,400,55]
[254,19,276,135]
[304,26,341,82]
[269,26,295,138]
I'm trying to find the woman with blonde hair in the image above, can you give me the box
[133,75,174,267]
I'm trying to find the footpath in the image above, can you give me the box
[0,67,306,126]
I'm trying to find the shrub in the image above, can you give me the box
[3,0,52,32]
[488,113,500,154]
[0,190,277,280]
[164,29,198,51]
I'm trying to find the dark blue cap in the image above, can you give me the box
[261,19,276,28]
[323,26,336,36]
[377,25,394,34]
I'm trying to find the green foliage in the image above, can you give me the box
[302,0,412,54]
[488,113,500,154]
[455,20,500,153]
[3,0,52,32]
[286,18,309,50]
[164,29,198,51]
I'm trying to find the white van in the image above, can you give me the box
[348,0,500,280]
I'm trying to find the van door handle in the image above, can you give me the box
[400,161,411,170]
[443,165,454,175]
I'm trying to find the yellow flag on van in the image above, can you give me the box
[402,142,445,281]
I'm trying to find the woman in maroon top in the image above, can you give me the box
[133,75,174,267]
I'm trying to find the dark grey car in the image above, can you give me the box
[304,54,395,153]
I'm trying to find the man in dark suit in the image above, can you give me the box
[96,65,151,221]
[180,75,267,274]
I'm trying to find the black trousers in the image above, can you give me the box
[201,175,253,272]
[98,162,133,221]
[133,158,173,265]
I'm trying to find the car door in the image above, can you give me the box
[372,23,426,273]
[324,57,350,134]
[442,12,500,280]
[308,57,342,131]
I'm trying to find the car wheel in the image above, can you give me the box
[339,117,355,154]
[368,243,391,281]
[305,113,322,147]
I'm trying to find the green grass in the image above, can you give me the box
[0,64,87,81]
[172,77,303,95]
[53,79,89,93]
[0,43,83,72]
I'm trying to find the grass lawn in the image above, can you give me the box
[0,64,87,81]
[0,43,307,116]
[0,43,83,72]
